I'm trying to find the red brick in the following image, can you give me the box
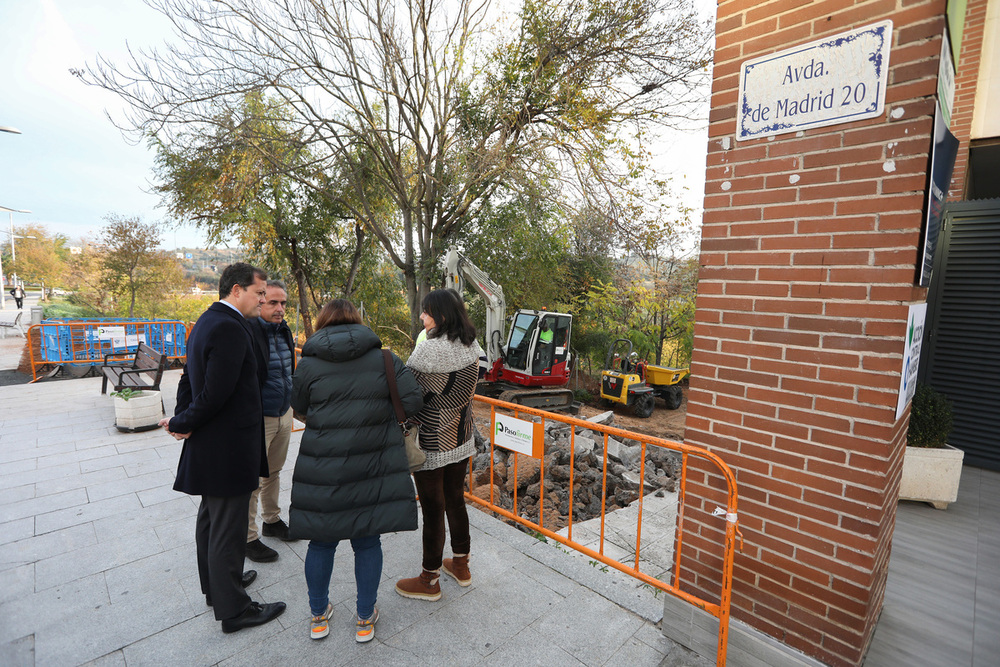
[765,168,841,190]
[725,340,786,360]
[752,298,824,315]
[761,235,832,251]
[732,188,799,206]
[800,181,879,200]
[748,358,818,379]
[746,386,815,409]
[788,285,869,302]
[757,266,827,281]
[793,250,871,266]
[803,145,884,169]
[797,216,877,234]
[767,134,843,157]
[781,377,855,400]
[744,416,811,441]
[763,201,837,220]
[744,23,814,57]
[728,220,798,237]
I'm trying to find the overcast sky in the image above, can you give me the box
[1,0,712,252]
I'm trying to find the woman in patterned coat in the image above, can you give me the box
[396,289,481,601]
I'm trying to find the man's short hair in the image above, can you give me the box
[219,263,267,299]
[266,279,287,292]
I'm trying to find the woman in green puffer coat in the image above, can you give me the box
[288,299,423,642]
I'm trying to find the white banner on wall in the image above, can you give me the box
[895,302,928,420]
[737,20,893,141]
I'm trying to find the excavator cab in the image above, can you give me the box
[502,311,571,379]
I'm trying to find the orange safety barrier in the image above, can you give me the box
[468,395,742,667]
[25,320,188,382]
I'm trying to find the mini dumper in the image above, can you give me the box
[600,338,689,418]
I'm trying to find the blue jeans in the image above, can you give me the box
[304,535,382,619]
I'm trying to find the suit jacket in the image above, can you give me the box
[172,302,269,497]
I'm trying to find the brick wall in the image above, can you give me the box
[682,2,946,665]
[948,0,989,196]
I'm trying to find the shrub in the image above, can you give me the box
[906,383,954,448]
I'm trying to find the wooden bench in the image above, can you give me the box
[101,342,167,394]
[0,311,25,338]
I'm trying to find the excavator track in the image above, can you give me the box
[494,387,578,413]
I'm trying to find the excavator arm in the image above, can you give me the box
[443,247,506,365]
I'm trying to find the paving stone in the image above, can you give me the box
[32,581,194,667]
[0,633,34,667]
[0,462,77,491]
[0,562,35,604]
[533,586,646,665]
[0,516,34,547]
[0,458,38,482]
[479,626,586,666]
[137,483,183,507]
[81,649,127,667]
[34,466,128,498]
[35,444,119,469]
[34,528,163,591]
[86,470,174,503]
[1,440,78,465]
[93,496,193,543]
[34,493,141,535]
[0,483,34,506]
[0,488,88,524]
[0,572,110,645]
[120,606,285,667]
[78,449,160,474]
[0,522,96,571]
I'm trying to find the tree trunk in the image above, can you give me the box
[344,223,365,297]
[289,239,313,338]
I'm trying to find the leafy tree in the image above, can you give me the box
[81,0,711,335]
[99,215,183,318]
[5,224,70,293]
[152,92,373,336]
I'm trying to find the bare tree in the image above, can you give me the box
[80,0,710,334]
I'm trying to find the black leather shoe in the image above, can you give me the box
[221,601,287,634]
[261,518,297,541]
[206,570,258,606]
[246,539,279,563]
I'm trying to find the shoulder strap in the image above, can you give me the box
[382,349,406,424]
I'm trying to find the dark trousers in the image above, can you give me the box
[197,493,252,620]
[13,296,23,309]
[413,459,471,571]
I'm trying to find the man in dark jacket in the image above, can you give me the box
[160,263,286,633]
[245,280,297,562]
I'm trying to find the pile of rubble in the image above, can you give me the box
[467,412,681,532]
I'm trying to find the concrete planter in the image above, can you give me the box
[112,390,164,433]
[899,444,964,510]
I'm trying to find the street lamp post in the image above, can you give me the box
[0,206,33,310]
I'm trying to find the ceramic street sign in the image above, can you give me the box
[737,20,893,141]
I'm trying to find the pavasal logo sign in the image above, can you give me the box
[492,414,543,458]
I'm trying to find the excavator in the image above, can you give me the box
[443,247,577,411]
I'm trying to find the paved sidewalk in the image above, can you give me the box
[0,371,708,667]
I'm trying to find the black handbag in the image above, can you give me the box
[382,349,425,472]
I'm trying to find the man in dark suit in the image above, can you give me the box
[160,262,286,633]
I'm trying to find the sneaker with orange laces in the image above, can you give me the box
[310,603,333,640]
[355,606,379,643]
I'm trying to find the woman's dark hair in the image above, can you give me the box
[315,299,363,329]
[422,289,476,345]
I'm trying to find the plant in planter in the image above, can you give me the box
[899,382,963,509]
[110,388,165,433]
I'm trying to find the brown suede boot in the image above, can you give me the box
[395,569,442,601]
[442,554,471,587]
